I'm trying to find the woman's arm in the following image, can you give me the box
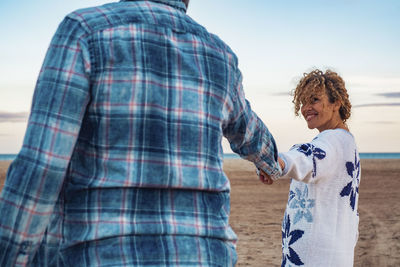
[278,137,334,183]
[259,134,336,184]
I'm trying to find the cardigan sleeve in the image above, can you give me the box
[277,133,338,183]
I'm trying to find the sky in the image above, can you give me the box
[0,0,399,153]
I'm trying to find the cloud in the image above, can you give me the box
[353,102,400,108]
[376,92,400,99]
[0,111,29,123]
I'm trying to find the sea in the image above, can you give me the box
[224,153,400,159]
[1,153,400,161]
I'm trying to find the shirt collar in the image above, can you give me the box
[120,0,187,13]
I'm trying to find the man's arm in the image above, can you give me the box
[223,69,282,179]
[0,17,90,266]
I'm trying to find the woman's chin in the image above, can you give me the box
[306,123,315,129]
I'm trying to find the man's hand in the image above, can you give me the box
[257,169,273,185]
[257,157,285,185]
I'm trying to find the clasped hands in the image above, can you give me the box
[257,157,285,185]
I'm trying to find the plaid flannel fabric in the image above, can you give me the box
[0,0,281,265]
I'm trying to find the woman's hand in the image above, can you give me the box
[278,157,285,170]
[258,169,273,185]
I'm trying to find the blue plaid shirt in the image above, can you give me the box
[0,0,281,265]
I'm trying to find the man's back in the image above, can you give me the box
[0,1,280,266]
[70,0,238,193]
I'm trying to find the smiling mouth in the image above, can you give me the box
[305,114,317,121]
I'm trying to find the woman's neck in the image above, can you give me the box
[318,120,349,133]
[329,121,349,132]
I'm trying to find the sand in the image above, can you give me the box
[1,159,399,266]
[0,161,11,190]
[225,159,400,267]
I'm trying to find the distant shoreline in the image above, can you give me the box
[224,153,400,159]
[1,153,400,161]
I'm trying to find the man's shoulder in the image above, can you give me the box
[64,3,123,34]
[207,33,238,65]
[63,2,238,66]
[64,2,191,35]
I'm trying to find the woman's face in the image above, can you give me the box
[300,90,342,132]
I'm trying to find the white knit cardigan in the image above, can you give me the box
[278,129,361,267]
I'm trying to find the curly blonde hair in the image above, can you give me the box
[292,69,351,122]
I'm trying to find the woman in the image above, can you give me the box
[260,69,361,266]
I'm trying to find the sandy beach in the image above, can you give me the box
[1,159,399,266]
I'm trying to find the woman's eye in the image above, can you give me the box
[312,97,319,103]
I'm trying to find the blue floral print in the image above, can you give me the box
[297,144,326,177]
[340,151,361,210]
[282,213,305,266]
[289,186,315,224]
[288,190,296,203]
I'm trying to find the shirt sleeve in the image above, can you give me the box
[278,134,336,183]
[222,69,281,179]
[0,17,90,266]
